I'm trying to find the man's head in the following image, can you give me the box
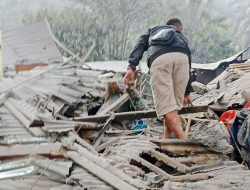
[166,18,183,32]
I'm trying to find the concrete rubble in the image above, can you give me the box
[188,120,233,153]
[0,59,250,190]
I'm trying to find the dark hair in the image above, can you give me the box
[166,18,182,28]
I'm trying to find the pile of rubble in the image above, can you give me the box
[0,61,250,190]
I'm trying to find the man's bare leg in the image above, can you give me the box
[164,110,185,139]
[163,124,172,139]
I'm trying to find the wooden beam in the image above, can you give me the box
[151,139,216,155]
[132,154,213,182]
[44,120,99,129]
[151,139,203,145]
[160,144,214,156]
[61,132,98,155]
[189,162,225,174]
[95,137,121,152]
[92,115,114,148]
[179,105,208,114]
[131,155,171,179]
[42,120,99,133]
[96,93,130,116]
[174,155,217,165]
[184,118,192,138]
[169,173,214,182]
[147,150,189,174]
[73,105,208,123]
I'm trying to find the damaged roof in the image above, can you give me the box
[2,19,62,66]
[86,60,148,73]
[192,46,250,70]
[1,19,250,188]
[0,60,249,189]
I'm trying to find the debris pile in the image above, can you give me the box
[0,60,250,190]
[188,120,233,153]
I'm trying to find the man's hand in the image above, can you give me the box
[184,94,192,106]
[123,68,135,85]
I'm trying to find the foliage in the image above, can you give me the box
[230,0,250,50]
[22,0,241,63]
[23,5,106,61]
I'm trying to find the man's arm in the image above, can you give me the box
[185,55,193,95]
[128,29,150,69]
[124,30,150,85]
[184,54,193,106]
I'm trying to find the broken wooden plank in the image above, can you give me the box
[132,155,213,182]
[82,41,96,63]
[179,105,208,114]
[174,155,218,165]
[63,131,98,155]
[147,150,189,174]
[131,155,171,179]
[189,161,226,174]
[43,120,99,129]
[151,139,216,155]
[42,120,99,133]
[92,115,115,148]
[169,173,214,182]
[96,93,130,116]
[184,118,192,138]
[67,151,138,190]
[0,142,63,159]
[151,139,204,146]
[95,137,121,152]
[160,145,215,156]
[49,21,92,70]
[73,105,208,123]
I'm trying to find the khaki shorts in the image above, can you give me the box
[150,52,189,117]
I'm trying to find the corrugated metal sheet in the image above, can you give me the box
[86,61,148,73]
[165,162,250,190]
[1,57,249,190]
[0,157,73,180]
[3,20,62,66]
[0,175,63,190]
[0,63,107,140]
[192,47,250,70]
[69,166,114,190]
[0,105,33,139]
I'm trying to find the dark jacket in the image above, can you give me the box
[128,25,192,95]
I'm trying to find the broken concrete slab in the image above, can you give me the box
[188,120,233,153]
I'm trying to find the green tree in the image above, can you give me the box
[22,0,238,63]
[23,5,107,61]
[229,0,250,50]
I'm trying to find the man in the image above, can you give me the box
[123,18,192,139]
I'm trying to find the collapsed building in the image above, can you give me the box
[0,20,250,190]
[2,20,62,75]
[192,47,250,84]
